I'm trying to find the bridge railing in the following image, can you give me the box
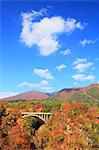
[21,112,52,115]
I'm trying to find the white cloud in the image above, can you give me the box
[72,58,95,82]
[38,86,54,92]
[73,58,87,65]
[21,8,47,25]
[73,62,93,73]
[72,74,95,81]
[60,48,71,56]
[79,39,96,47]
[18,80,49,88]
[20,9,86,56]
[34,68,54,79]
[56,64,66,71]
[40,80,49,85]
[73,58,93,73]
[65,18,85,32]
[0,92,18,99]
[17,80,54,92]
[20,14,65,56]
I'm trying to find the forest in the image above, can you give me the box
[0,97,99,150]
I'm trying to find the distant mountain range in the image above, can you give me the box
[1,83,99,101]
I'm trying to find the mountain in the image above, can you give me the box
[1,91,50,101]
[1,83,99,101]
[56,83,99,102]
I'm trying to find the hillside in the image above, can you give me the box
[1,83,99,102]
[1,91,50,101]
[56,83,99,102]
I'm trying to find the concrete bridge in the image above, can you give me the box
[21,112,52,124]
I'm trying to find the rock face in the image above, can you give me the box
[1,91,50,101]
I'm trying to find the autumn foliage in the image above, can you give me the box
[0,101,99,150]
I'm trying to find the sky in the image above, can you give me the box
[0,0,99,98]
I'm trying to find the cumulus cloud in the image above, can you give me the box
[60,48,71,56]
[17,80,54,92]
[18,80,48,87]
[72,58,95,82]
[73,58,93,73]
[73,58,87,65]
[72,73,95,81]
[20,9,86,56]
[56,64,66,71]
[73,62,93,73]
[65,18,85,32]
[0,92,18,99]
[79,39,96,47]
[34,68,54,79]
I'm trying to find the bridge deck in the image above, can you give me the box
[21,112,52,115]
[21,112,52,124]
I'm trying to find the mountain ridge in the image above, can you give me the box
[1,83,99,101]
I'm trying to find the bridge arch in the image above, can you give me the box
[22,112,52,129]
[23,114,46,124]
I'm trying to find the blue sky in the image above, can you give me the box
[0,0,99,98]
